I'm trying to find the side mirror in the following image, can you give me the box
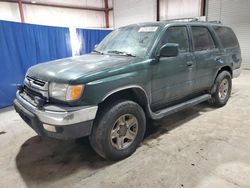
[94,44,98,48]
[158,43,179,58]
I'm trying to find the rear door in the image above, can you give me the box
[190,26,220,92]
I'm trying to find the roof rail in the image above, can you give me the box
[166,17,199,22]
[164,17,222,24]
[208,20,222,24]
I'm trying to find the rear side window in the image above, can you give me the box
[160,26,189,53]
[191,26,216,51]
[213,26,238,48]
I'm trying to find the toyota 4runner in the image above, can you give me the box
[14,19,241,160]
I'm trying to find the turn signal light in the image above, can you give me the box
[70,85,84,101]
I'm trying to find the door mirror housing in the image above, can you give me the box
[94,44,98,48]
[158,43,179,58]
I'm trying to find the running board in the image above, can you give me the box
[149,94,211,120]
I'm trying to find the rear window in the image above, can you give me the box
[191,26,216,51]
[213,26,238,48]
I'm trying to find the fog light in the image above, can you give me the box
[43,124,56,132]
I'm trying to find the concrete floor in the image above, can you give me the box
[1,70,250,188]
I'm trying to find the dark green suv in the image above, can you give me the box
[14,20,241,160]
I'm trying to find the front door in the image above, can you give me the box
[151,26,196,109]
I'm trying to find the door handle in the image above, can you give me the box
[214,57,224,63]
[215,57,221,61]
[186,61,193,67]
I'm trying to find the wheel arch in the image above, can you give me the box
[211,65,232,94]
[217,65,232,77]
[98,86,150,117]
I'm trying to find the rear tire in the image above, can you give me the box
[210,71,232,107]
[89,100,146,161]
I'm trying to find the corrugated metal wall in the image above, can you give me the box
[160,0,202,20]
[113,0,157,28]
[207,0,250,69]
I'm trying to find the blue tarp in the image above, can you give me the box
[76,28,112,54]
[0,20,72,108]
[0,20,112,109]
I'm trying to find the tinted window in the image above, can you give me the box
[192,27,216,51]
[160,26,189,53]
[213,26,238,48]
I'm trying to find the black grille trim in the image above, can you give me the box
[24,85,45,100]
[26,75,46,87]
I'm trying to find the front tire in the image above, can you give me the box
[89,100,146,161]
[210,71,232,107]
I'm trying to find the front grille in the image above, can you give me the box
[26,75,46,87]
[24,85,44,99]
[26,75,47,88]
[24,75,49,100]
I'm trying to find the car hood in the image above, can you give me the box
[27,54,136,83]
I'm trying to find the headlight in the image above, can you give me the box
[49,83,84,101]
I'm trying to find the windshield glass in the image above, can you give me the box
[95,25,160,57]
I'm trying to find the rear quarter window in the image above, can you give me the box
[213,26,239,48]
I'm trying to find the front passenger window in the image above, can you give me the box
[160,26,189,53]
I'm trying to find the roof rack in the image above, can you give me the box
[164,17,222,24]
[208,20,222,24]
[166,17,199,22]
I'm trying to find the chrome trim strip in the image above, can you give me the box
[233,68,241,78]
[16,91,98,126]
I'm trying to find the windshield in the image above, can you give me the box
[95,25,160,57]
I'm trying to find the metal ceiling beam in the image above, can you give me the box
[200,0,206,16]
[156,0,160,21]
[0,0,113,12]
[17,0,25,22]
[104,0,109,28]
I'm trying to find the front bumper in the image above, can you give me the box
[14,91,98,139]
[233,68,241,78]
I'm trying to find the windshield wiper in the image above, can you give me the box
[107,50,136,57]
[92,49,104,55]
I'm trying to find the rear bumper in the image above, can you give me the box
[14,91,98,140]
[233,68,241,78]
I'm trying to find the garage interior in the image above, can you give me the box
[0,0,250,187]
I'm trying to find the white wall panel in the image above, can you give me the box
[0,1,113,28]
[23,4,106,28]
[207,0,221,21]
[108,0,113,8]
[109,10,114,27]
[113,0,157,28]
[160,0,202,20]
[207,0,250,68]
[0,2,20,22]
[31,0,105,8]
